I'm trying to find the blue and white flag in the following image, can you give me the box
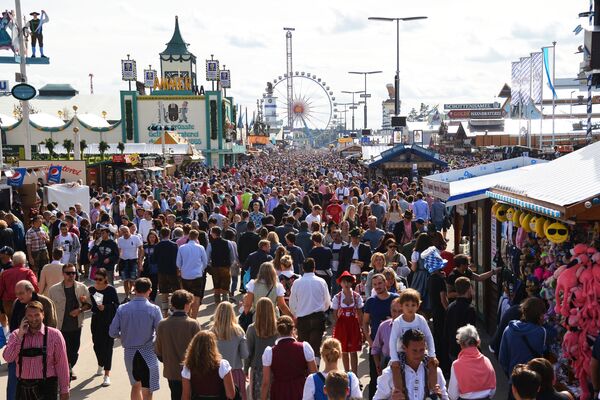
[511,61,521,106]
[542,47,557,99]
[531,52,544,104]
[47,165,62,184]
[518,57,531,106]
[574,24,583,35]
[7,168,26,187]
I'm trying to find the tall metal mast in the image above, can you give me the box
[284,27,295,131]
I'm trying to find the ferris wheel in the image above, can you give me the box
[264,72,336,131]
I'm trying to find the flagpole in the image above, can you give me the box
[552,41,556,147]
[539,53,544,150]
[528,55,533,148]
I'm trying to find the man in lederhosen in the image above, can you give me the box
[2,300,70,399]
[27,10,49,58]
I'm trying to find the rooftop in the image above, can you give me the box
[160,16,191,56]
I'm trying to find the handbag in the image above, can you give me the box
[242,269,251,289]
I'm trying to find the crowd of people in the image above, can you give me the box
[0,148,575,400]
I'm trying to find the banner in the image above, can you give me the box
[206,60,219,81]
[542,47,557,99]
[510,61,520,106]
[47,165,62,184]
[518,57,531,106]
[121,60,137,81]
[220,70,231,88]
[531,52,543,104]
[7,168,26,187]
[143,69,156,88]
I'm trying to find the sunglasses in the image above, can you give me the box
[64,271,77,276]
[547,228,568,236]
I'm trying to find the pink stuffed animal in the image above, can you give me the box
[554,262,582,317]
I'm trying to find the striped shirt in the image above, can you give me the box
[2,324,70,395]
[26,227,48,252]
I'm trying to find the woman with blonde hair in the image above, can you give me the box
[246,298,279,400]
[211,302,249,400]
[181,331,237,399]
[278,255,300,304]
[267,231,282,257]
[342,205,359,231]
[365,252,387,297]
[302,338,362,399]
[272,246,287,271]
[243,262,292,319]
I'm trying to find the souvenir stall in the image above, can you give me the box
[486,140,600,399]
[422,156,546,331]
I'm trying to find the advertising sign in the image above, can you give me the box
[47,165,63,184]
[143,69,157,88]
[11,83,36,101]
[0,80,9,95]
[206,60,219,81]
[121,59,137,81]
[137,98,205,145]
[220,70,231,88]
[448,109,503,119]
[7,168,26,187]
[19,160,87,184]
[444,103,499,110]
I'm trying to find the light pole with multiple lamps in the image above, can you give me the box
[348,71,382,130]
[341,90,365,133]
[368,16,427,117]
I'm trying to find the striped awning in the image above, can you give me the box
[486,191,562,219]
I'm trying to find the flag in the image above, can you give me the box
[511,61,521,106]
[542,47,557,99]
[574,24,583,35]
[519,57,531,106]
[47,165,62,184]
[237,105,244,129]
[531,52,543,104]
[7,168,26,187]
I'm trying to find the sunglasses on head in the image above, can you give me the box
[64,271,77,276]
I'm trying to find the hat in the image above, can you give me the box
[349,227,361,238]
[416,218,425,224]
[403,210,413,219]
[0,246,14,256]
[29,11,40,16]
[336,270,356,285]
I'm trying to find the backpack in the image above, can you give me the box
[312,371,354,400]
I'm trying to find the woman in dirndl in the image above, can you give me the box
[331,270,363,375]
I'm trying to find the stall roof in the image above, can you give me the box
[365,144,447,168]
[146,166,164,172]
[490,140,600,208]
[423,157,547,206]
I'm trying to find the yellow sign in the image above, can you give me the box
[153,76,192,91]
[338,137,353,143]
[128,153,140,165]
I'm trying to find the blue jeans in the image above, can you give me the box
[230,275,238,295]
[7,361,16,400]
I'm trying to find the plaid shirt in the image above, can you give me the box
[26,227,48,252]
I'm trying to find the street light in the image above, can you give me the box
[341,90,365,133]
[368,16,427,116]
[348,71,382,129]
[570,90,576,119]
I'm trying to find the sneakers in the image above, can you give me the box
[95,366,103,376]
[102,376,111,387]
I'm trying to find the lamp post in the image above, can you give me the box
[570,90,576,119]
[368,16,427,117]
[348,71,382,129]
[335,102,352,131]
[73,106,81,160]
[341,90,365,133]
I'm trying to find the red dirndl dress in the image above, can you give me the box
[332,291,363,353]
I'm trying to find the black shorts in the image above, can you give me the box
[158,273,181,294]
[181,276,206,298]
[132,351,150,389]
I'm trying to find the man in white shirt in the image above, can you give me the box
[117,226,143,302]
[289,258,331,365]
[176,230,208,318]
[373,329,448,400]
[304,205,322,228]
[138,210,153,243]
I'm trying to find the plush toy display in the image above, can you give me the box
[546,221,569,244]
[535,217,547,238]
[495,204,509,222]
[513,209,522,227]
[506,207,515,222]
[492,202,500,215]
[522,213,533,232]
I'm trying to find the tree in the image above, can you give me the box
[117,141,125,154]
[98,141,110,160]
[62,139,74,160]
[79,140,88,159]
[408,108,418,122]
[41,137,58,159]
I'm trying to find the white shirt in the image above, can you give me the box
[117,235,143,260]
[373,365,449,400]
[304,213,322,227]
[302,370,361,400]
[138,219,153,242]
[246,280,285,297]
[57,233,74,264]
[389,314,436,361]
[289,273,332,318]
[262,337,315,366]
[181,359,231,380]
[447,365,496,400]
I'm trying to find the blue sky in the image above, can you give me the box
[0,0,588,128]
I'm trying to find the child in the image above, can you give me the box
[356,271,368,300]
[331,270,364,374]
[324,370,350,400]
[388,289,439,399]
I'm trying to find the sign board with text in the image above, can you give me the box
[19,160,87,184]
[444,103,499,110]
[448,109,503,119]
